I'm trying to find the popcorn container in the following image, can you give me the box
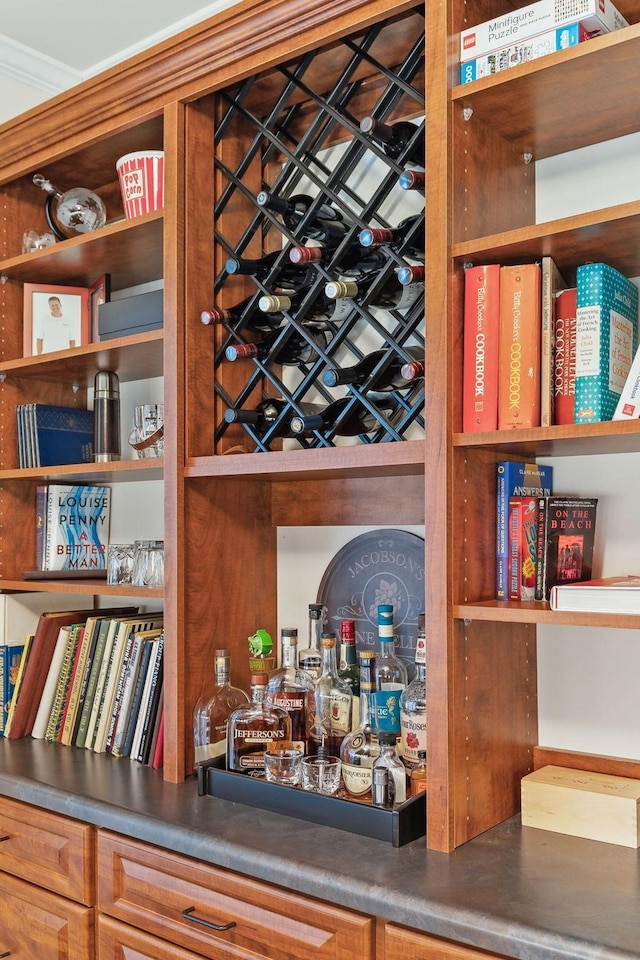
[116,150,164,219]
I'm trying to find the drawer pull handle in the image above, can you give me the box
[0,951,11,956]
[182,906,236,931]
[0,836,10,842]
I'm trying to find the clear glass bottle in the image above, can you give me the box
[340,650,379,798]
[372,733,408,808]
[372,604,408,741]
[338,619,360,727]
[400,614,427,771]
[265,628,315,754]
[227,673,291,774]
[192,648,249,766]
[310,633,353,758]
[297,603,323,678]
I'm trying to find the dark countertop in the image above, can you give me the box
[0,738,638,960]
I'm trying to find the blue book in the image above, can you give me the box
[0,643,25,736]
[575,262,639,423]
[30,404,94,467]
[496,461,552,601]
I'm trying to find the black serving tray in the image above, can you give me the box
[197,756,426,847]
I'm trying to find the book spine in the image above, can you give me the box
[462,264,500,432]
[105,630,136,753]
[136,636,164,763]
[534,497,548,602]
[110,635,143,758]
[495,463,509,601]
[121,641,153,759]
[553,288,577,425]
[498,263,542,430]
[0,649,6,736]
[613,341,640,420]
[35,484,48,570]
[540,257,568,427]
[508,497,522,600]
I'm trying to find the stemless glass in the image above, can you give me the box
[129,403,164,458]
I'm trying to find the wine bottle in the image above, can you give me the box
[259,289,353,325]
[201,302,284,333]
[224,324,332,364]
[290,395,397,438]
[360,116,424,167]
[359,215,425,260]
[398,169,426,193]
[257,191,351,243]
[224,397,323,438]
[322,346,424,390]
[397,265,425,286]
[289,241,385,276]
[324,272,423,311]
[400,358,425,382]
[225,251,309,287]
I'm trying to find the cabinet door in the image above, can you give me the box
[98,830,374,960]
[384,924,512,960]
[0,868,93,960]
[99,914,203,960]
[0,795,94,904]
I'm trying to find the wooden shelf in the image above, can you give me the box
[0,459,163,483]
[454,600,640,630]
[0,579,163,598]
[0,330,163,387]
[453,420,640,457]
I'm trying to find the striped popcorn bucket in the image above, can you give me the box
[116,151,164,219]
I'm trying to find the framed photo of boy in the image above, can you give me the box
[23,283,90,358]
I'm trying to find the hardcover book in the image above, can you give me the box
[40,483,111,572]
[498,263,542,430]
[575,262,639,423]
[16,404,93,468]
[553,287,577,425]
[549,575,640,613]
[540,257,568,427]
[613,342,640,420]
[462,263,500,432]
[0,643,25,736]
[496,460,553,600]
[535,496,598,601]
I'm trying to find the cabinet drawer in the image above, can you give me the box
[0,795,94,904]
[0,868,93,960]
[98,830,374,960]
[384,924,512,960]
[99,914,205,959]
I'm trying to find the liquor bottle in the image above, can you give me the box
[192,648,249,766]
[256,191,351,243]
[226,672,291,774]
[372,603,407,741]
[337,619,360,712]
[224,324,332,364]
[310,633,353,758]
[324,273,424,311]
[265,628,315,754]
[398,169,426,193]
[224,397,324,439]
[399,614,427,772]
[359,116,425,167]
[359,215,425,260]
[297,602,323,678]
[322,346,424,390]
[371,733,407,808]
[410,750,427,796]
[397,265,425,286]
[290,395,398,438]
[339,650,380,798]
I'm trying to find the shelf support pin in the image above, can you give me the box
[523,152,533,164]
[0,275,7,285]
[72,383,79,393]
[462,107,473,121]
[0,373,6,382]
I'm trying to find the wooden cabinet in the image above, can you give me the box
[383,923,512,960]
[97,830,375,960]
[99,914,206,960]
[0,868,93,959]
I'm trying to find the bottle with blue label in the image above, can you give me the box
[372,604,407,741]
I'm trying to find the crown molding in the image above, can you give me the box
[0,32,82,94]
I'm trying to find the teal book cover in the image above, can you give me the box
[575,262,639,423]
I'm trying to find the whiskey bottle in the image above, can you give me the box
[399,614,427,772]
[322,347,424,391]
[226,673,291,774]
[324,272,424,311]
[359,215,425,260]
[398,169,426,193]
[192,648,249,767]
[372,733,407,808]
[339,650,379,798]
[372,604,407,741]
[410,750,427,796]
[224,324,332,364]
[289,395,398,438]
[265,628,315,754]
[310,633,353,758]
[337,619,360,701]
[359,116,425,167]
[297,602,323,678]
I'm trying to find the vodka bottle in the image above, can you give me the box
[192,648,249,766]
[297,603,323,678]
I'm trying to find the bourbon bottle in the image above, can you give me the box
[226,673,291,774]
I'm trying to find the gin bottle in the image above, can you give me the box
[265,628,315,754]
[372,604,407,741]
[192,648,249,767]
[340,650,379,798]
[400,614,427,771]
[310,633,353,758]
[227,673,291,774]
[297,603,323,678]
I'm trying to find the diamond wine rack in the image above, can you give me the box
[210,6,425,453]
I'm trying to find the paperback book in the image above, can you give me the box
[0,643,25,736]
[38,484,111,572]
[508,495,540,601]
[535,496,598,601]
[496,460,553,600]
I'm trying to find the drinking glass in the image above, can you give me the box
[129,403,164,458]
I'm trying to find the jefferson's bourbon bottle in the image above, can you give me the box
[227,673,291,774]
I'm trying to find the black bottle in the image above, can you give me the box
[290,395,398,437]
[324,271,423,311]
[359,215,425,261]
[360,116,425,167]
[224,324,332,364]
[398,169,426,193]
[322,346,424,391]
[257,191,351,243]
[224,398,322,439]
[201,300,282,333]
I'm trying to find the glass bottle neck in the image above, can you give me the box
[319,641,339,678]
[281,640,297,668]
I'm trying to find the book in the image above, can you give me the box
[462,264,500,432]
[121,637,155,759]
[460,21,591,84]
[109,631,149,758]
[549,575,640,613]
[59,618,100,746]
[146,686,164,767]
[40,483,111,572]
[575,262,639,423]
[496,460,553,600]
[0,643,25,736]
[16,404,93,468]
[535,496,598,601]
[83,616,125,750]
[3,636,33,738]
[540,257,568,427]
[31,627,70,740]
[45,623,85,743]
[613,341,640,420]
[553,287,577,425]
[498,263,542,430]
[130,633,164,762]
[150,707,165,769]
[508,495,540,601]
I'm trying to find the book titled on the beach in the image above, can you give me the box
[535,496,598,601]
[550,575,640,613]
